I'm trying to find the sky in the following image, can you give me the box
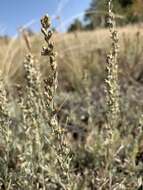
[0,0,91,36]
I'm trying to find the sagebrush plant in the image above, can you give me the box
[0,72,12,189]
[20,53,45,188]
[0,1,143,189]
[105,0,120,131]
[0,14,72,190]
[40,15,73,190]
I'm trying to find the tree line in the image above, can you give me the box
[68,0,143,32]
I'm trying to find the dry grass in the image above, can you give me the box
[1,24,143,87]
[0,7,143,189]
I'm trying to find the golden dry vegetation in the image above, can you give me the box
[0,12,143,189]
